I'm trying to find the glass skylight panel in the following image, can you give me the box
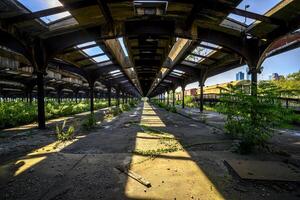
[227,0,282,26]
[185,55,203,63]
[18,0,71,24]
[201,42,220,49]
[118,37,128,57]
[173,69,185,74]
[111,72,122,77]
[93,55,110,63]
[109,69,121,74]
[77,41,96,48]
[82,46,104,57]
[193,47,214,57]
[171,72,183,77]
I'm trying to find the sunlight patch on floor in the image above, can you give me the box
[0,136,85,180]
[140,102,166,127]
[125,102,224,200]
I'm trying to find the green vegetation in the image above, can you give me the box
[272,70,300,97]
[134,125,181,157]
[0,100,114,129]
[56,120,75,141]
[217,82,292,154]
[153,101,177,113]
[82,114,97,130]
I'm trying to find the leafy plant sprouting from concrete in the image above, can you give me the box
[216,82,291,154]
[120,104,131,112]
[82,113,97,130]
[56,120,75,141]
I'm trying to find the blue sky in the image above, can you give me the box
[228,0,282,25]
[185,47,300,89]
[18,0,70,23]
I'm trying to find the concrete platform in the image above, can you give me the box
[226,159,300,182]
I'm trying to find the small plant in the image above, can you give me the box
[82,114,97,130]
[112,107,122,116]
[56,120,75,141]
[120,104,131,112]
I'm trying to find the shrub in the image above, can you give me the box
[82,114,97,130]
[217,82,291,154]
[120,104,131,112]
[0,99,111,129]
[56,120,75,141]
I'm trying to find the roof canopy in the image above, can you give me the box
[0,0,299,97]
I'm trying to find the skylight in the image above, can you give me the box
[172,69,185,77]
[76,43,111,63]
[109,69,121,75]
[82,47,104,57]
[173,69,185,74]
[185,42,220,63]
[185,55,202,63]
[93,55,110,63]
[118,37,128,57]
[227,0,282,26]
[17,0,71,24]
[77,41,96,48]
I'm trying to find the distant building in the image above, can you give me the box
[185,88,197,96]
[200,80,251,95]
[236,71,245,81]
[176,88,198,100]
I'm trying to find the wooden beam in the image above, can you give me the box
[74,53,106,62]
[190,53,218,62]
[231,8,285,26]
[62,43,99,54]
[96,0,113,24]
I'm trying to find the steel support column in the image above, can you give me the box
[89,84,95,113]
[181,85,185,109]
[37,72,45,129]
[199,83,204,113]
[167,90,170,105]
[116,87,120,106]
[172,88,175,107]
[108,87,112,107]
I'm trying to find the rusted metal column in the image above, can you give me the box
[199,82,205,113]
[89,84,95,113]
[116,87,120,106]
[167,90,170,105]
[181,85,185,109]
[122,92,125,104]
[172,88,175,107]
[37,72,46,129]
[250,68,258,97]
[107,86,112,107]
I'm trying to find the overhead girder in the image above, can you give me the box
[0,29,31,62]
[1,0,299,99]
[44,26,102,56]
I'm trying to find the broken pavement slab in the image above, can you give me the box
[225,159,300,182]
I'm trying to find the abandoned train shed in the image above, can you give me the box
[0,0,300,199]
[0,0,299,128]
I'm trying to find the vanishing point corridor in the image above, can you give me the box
[1,101,299,199]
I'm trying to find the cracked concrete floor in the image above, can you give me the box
[0,102,300,200]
